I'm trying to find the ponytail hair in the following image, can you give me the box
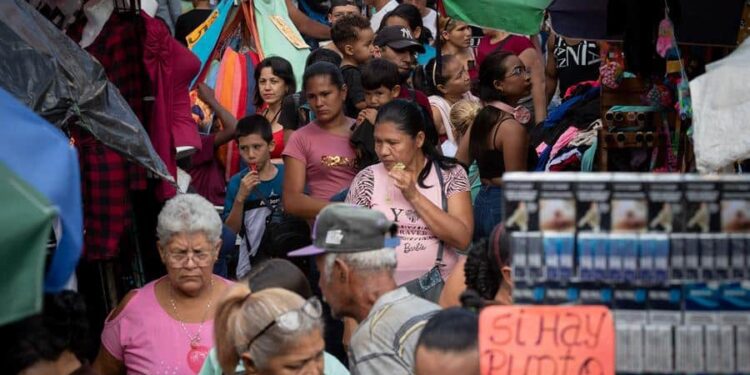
[214,284,252,374]
[449,99,482,142]
[214,286,322,374]
[375,100,460,189]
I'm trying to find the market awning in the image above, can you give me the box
[0,0,172,182]
[439,0,553,35]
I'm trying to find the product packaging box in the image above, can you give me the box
[542,233,575,281]
[502,172,540,233]
[646,174,684,234]
[575,173,612,233]
[639,233,670,284]
[730,234,748,280]
[608,233,639,283]
[577,233,609,281]
[610,173,649,234]
[719,175,750,233]
[684,174,721,234]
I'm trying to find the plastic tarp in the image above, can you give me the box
[0,0,172,182]
[690,38,750,173]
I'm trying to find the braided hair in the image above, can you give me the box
[464,224,512,300]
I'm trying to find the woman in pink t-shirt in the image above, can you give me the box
[93,195,232,375]
[283,62,358,220]
[345,100,473,285]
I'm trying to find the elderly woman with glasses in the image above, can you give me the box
[214,286,326,375]
[94,194,233,375]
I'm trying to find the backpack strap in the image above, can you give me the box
[433,160,446,266]
[392,310,438,358]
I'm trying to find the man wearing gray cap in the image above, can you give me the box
[289,203,439,375]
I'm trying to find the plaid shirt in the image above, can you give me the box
[68,13,149,260]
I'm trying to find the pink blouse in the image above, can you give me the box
[101,277,231,374]
[345,162,470,284]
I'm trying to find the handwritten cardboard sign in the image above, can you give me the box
[480,305,615,375]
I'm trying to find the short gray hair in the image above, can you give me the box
[323,248,398,280]
[156,194,222,247]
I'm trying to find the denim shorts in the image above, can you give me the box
[473,185,504,241]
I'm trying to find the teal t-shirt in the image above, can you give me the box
[198,348,350,375]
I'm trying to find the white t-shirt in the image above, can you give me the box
[369,0,399,31]
[423,8,437,40]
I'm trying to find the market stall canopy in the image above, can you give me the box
[439,0,553,35]
[0,87,83,293]
[0,163,55,326]
[548,0,746,46]
[0,0,172,182]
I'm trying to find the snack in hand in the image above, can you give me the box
[250,163,258,173]
[392,162,406,171]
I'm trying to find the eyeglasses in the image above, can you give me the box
[245,297,323,351]
[506,66,531,78]
[331,11,357,19]
[164,249,215,268]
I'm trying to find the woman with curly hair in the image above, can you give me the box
[439,223,513,307]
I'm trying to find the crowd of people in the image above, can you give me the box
[4,0,608,374]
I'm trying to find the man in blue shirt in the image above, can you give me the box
[223,115,285,278]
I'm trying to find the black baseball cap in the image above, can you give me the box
[288,204,400,257]
[374,25,425,53]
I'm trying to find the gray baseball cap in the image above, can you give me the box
[288,204,400,257]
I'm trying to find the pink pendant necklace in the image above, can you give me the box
[169,278,214,373]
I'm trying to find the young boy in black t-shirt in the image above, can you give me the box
[331,14,375,118]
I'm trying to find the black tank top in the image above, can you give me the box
[554,37,601,95]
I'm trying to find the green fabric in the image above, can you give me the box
[254,0,311,92]
[199,348,350,375]
[0,163,55,326]
[442,0,552,35]
[581,136,597,172]
[469,161,481,203]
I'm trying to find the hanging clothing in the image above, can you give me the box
[67,12,150,260]
[175,9,213,46]
[553,37,601,95]
[72,129,143,261]
[253,0,311,91]
[143,13,203,201]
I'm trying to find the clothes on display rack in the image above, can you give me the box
[253,0,311,91]
[143,13,203,201]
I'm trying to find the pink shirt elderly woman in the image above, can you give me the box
[93,194,232,374]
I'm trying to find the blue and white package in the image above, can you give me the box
[699,233,716,280]
[730,234,748,280]
[577,233,608,281]
[640,233,670,284]
[542,233,574,281]
[670,233,687,280]
[527,233,544,280]
[510,232,529,281]
[713,234,730,280]
[684,233,701,280]
[609,233,639,283]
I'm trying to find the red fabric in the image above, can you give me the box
[397,87,435,124]
[271,128,284,159]
[67,13,150,260]
[72,129,133,261]
[476,35,535,68]
[143,14,202,201]
[188,134,226,205]
[237,53,249,118]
